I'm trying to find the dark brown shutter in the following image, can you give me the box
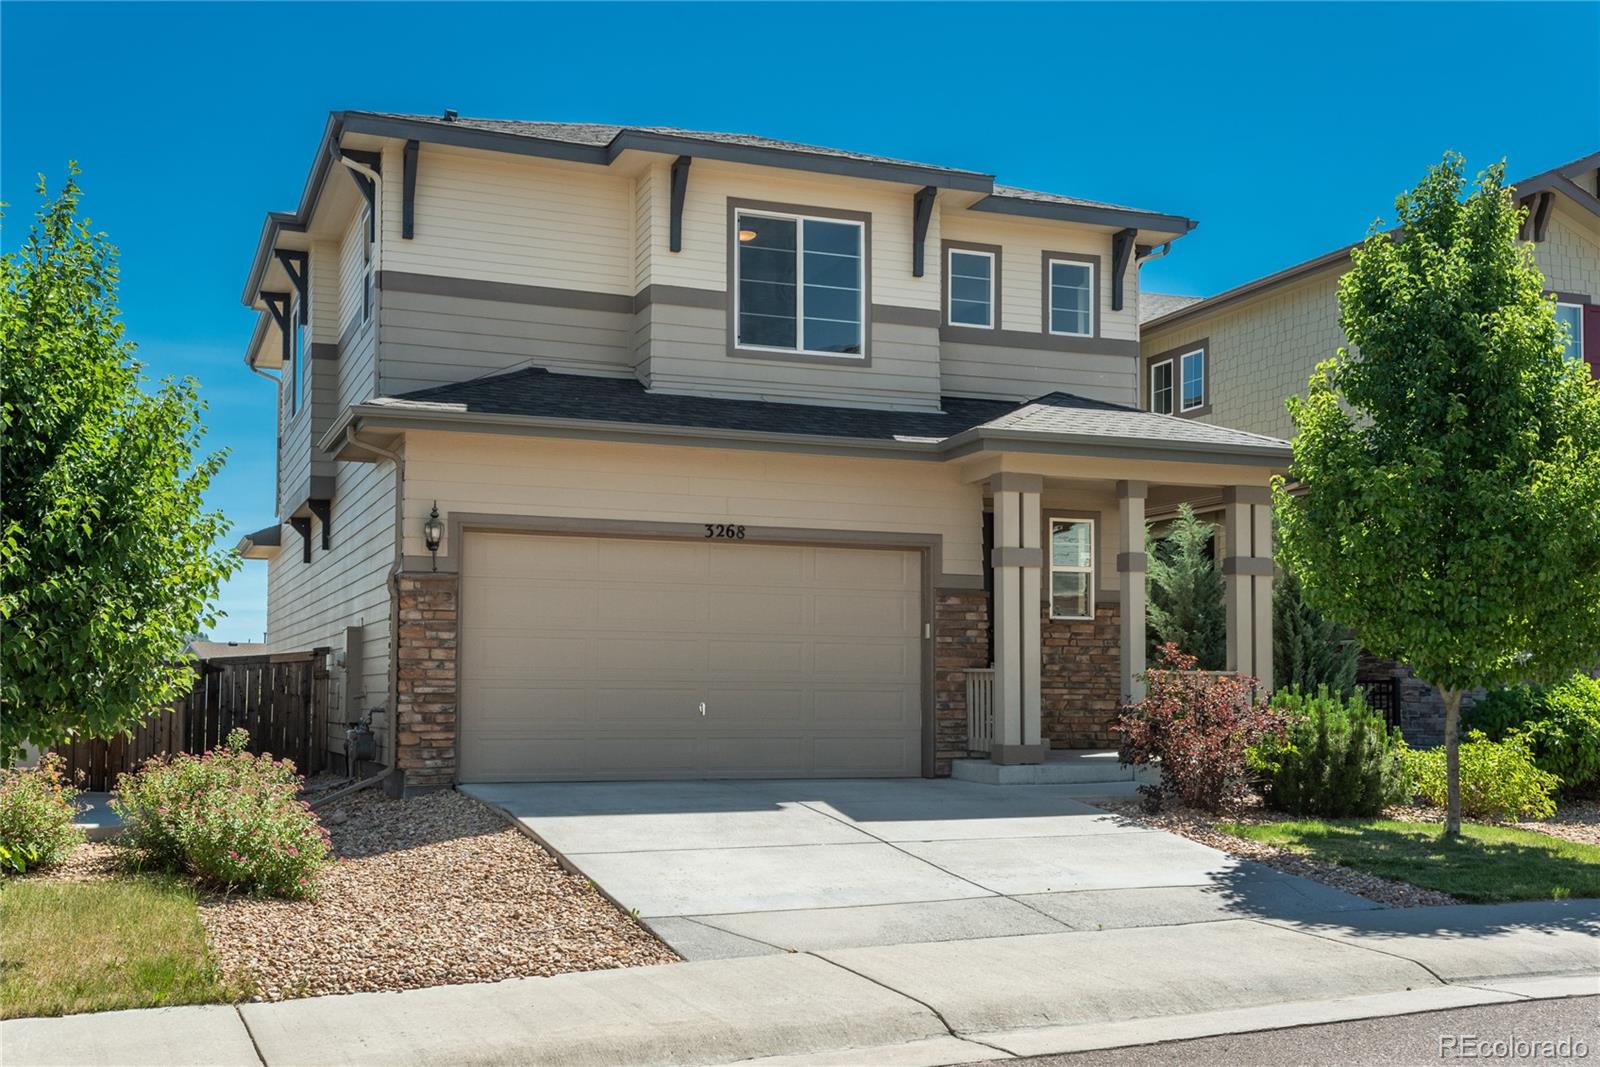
[1584,304,1600,379]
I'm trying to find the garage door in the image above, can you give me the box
[458,532,924,782]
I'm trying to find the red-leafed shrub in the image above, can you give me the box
[1114,643,1286,812]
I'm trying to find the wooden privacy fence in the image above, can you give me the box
[51,649,329,791]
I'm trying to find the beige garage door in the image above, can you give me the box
[458,532,925,782]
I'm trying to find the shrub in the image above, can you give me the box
[1462,674,1600,795]
[0,754,84,874]
[1403,730,1558,822]
[1114,643,1286,812]
[112,729,331,898]
[1252,687,1409,817]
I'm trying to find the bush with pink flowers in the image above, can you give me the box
[111,729,331,898]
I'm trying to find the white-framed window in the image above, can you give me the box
[1047,258,1094,337]
[361,205,375,325]
[1556,302,1584,363]
[735,208,864,356]
[1049,516,1095,620]
[947,248,994,328]
[1150,359,1174,415]
[1180,348,1206,411]
[289,296,304,416]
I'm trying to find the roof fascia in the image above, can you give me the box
[967,194,1196,237]
[940,427,1292,466]
[241,112,343,306]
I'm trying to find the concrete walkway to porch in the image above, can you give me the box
[462,777,1373,959]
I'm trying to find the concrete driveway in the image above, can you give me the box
[463,779,1381,960]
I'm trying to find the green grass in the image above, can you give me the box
[1215,818,1600,903]
[0,873,243,1019]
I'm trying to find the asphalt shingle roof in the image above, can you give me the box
[373,367,1290,457]
[1139,292,1204,325]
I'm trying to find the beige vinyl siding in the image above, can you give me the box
[264,458,397,755]
[642,302,944,411]
[941,214,1137,343]
[645,158,941,311]
[379,142,634,295]
[400,431,985,580]
[376,290,634,396]
[939,342,1137,405]
[336,210,377,410]
[277,397,312,517]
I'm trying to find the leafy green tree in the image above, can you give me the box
[0,169,237,765]
[1273,561,1358,697]
[1147,504,1226,670]
[1275,154,1600,834]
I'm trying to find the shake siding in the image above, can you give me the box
[1537,209,1600,298]
[400,432,986,580]
[264,458,397,752]
[379,143,634,294]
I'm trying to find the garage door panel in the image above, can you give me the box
[459,533,924,782]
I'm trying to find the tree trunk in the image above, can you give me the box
[1442,688,1462,837]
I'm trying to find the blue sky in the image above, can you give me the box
[4,2,1596,641]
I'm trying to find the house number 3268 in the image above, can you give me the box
[704,524,747,540]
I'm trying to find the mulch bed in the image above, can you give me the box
[196,790,678,1000]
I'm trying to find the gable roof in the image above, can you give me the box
[1139,292,1203,324]
[243,111,1197,309]
[1142,149,1600,334]
[328,366,1290,465]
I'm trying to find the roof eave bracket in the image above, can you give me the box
[308,498,332,550]
[911,186,937,278]
[669,155,691,253]
[401,140,419,239]
[288,515,313,564]
[272,251,309,322]
[1110,228,1137,312]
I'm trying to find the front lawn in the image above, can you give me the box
[1215,818,1600,903]
[1,867,242,1019]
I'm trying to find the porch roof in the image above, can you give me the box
[325,366,1291,466]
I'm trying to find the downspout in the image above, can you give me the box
[345,424,407,796]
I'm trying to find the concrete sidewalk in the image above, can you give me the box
[4,900,1595,1067]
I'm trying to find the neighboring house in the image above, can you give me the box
[235,111,1290,789]
[1137,150,1600,741]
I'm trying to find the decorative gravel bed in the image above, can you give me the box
[1383,800,1600,848]
[198,789,677,1001]
[1098,798,1462,908]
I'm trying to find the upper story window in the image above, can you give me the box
[289,296,305,416]
[1180,348,1206,411]
[734,207,864,357]
[1049,517,1095,620]
[1150,360,1174,415]
[1046,257,1094,337]
[1556,302,1584,363]
[947,248,995,328]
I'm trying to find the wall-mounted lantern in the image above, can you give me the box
[424,502,443,571]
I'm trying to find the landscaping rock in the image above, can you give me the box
[197,790,677,1001]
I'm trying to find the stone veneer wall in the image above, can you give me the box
[933,589,990,775]
[1358,653,1481,749]
[394,572,459,789]
[1041,602,1123,748]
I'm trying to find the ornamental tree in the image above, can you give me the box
[1275,154,1600,834]
[0,168,238,765]
[1146,504,1226,670]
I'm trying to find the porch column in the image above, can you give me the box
[1222,485,1275,692]
[989,473,1046,764]
[1116,480,1148,704]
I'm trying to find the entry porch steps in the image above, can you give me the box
[950,749,1159,796]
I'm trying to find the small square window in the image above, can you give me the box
[947,249,994,328]
[1047,259,1094,337]
[1150,360,1174,415]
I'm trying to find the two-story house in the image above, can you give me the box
[236,111,1290,791]
[1135,150,1600,740]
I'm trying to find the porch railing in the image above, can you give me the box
[966,667,997,754]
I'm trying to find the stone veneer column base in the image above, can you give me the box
[1041,602,1123,748]
[934,589,990,775]
[394,571,459,789]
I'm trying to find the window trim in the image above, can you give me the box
[1149,358,1174,415]
[289,295,304,416]
[1146,338,1211,418]
[1047,515,1096,621]
[1179,348,1206,412]
[727,198,872,363]
[943,242,998,330]
[360,205,375,326]
[1042,251,1099,339]
[1555,300,1585,364]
